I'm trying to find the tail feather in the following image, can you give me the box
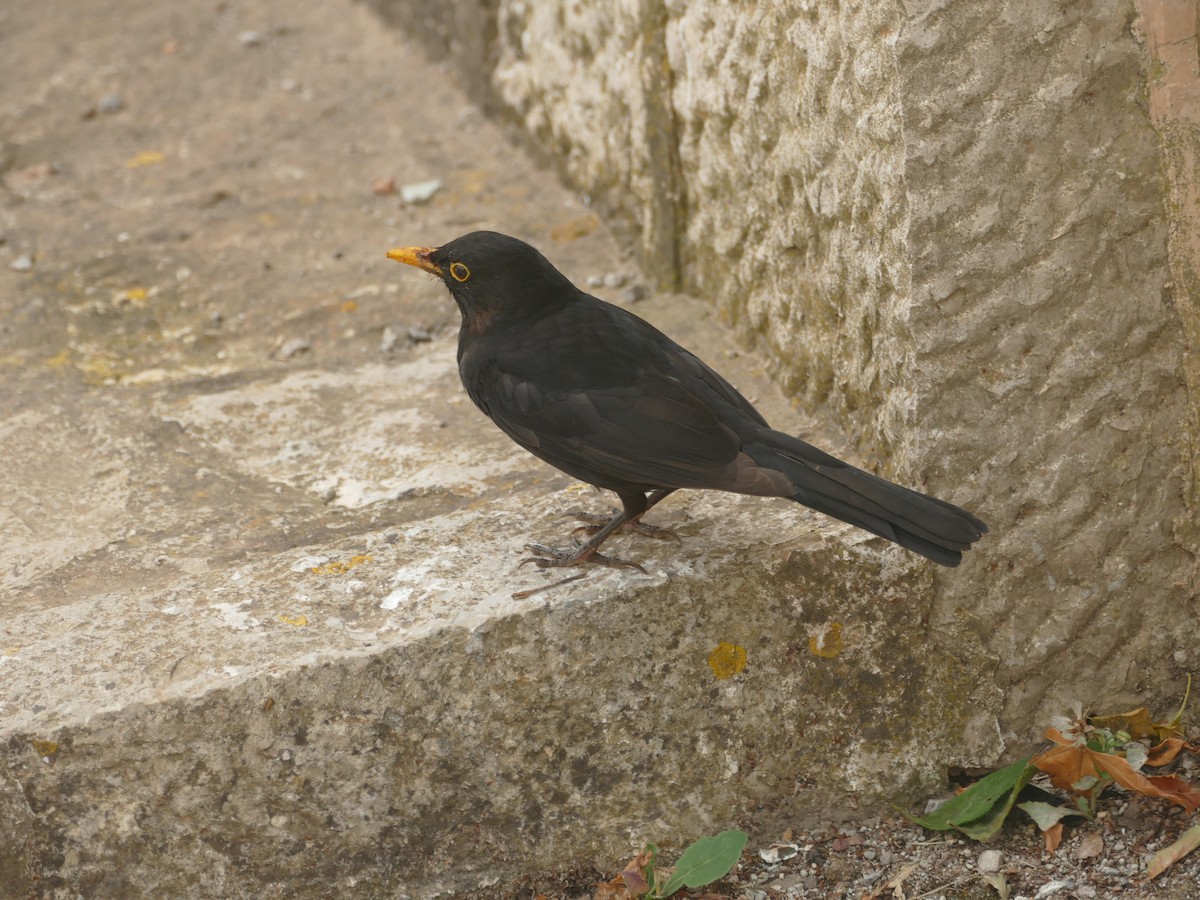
[754,431,988,567]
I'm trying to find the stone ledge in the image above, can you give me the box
[1,300,997,895]
[3,490,992,895]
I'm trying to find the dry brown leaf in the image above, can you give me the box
[1145,737,1194,767]
[1033,728,1200,813]
[1090,706,1160,740]
[885,861,919,900]
[1091,697,1188,744]
[593,874,631,900]
[1074,831,1103,860]
[1147,824,1200,880]
[1044,821,1064,853]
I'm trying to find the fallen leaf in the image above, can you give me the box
[1033,728,1200,813]
[1147,823,1200,879]
[981,872,1009,900]
[1091,679,1191,743]
[1145,737,1193,767]
[884,861,919,899]
[1074,831,1103,860]
[657,830,747,897]
[592,873,631,899]
[910,758,1036,841]
[1043,822,1064,853]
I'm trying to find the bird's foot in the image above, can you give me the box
[565,509,681,543]
[519,542,647,574]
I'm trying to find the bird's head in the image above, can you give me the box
[387,231,575,332]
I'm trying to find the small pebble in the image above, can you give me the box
[1034,880,1073,899]
[407,326,432,343]
[622,284,646,302]
[278,337,310,359]
[758,844,799,864]
[585,274,604,288]
[10,254,33,272]
[977,849,1002,872]
[603,272,627,288]
[400,179,441,204]
[238,30,264,46]
[97,93,124,114]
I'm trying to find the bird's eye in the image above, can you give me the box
[450,262,471,282]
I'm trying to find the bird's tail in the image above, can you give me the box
[757,431,988,567]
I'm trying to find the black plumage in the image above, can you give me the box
[388,231,986,570]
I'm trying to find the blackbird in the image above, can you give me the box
[387,231,987,570]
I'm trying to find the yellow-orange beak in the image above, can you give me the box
[386,246,443,275]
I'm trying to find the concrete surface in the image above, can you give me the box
[367,0,1199,747]
[0,1,1002,896]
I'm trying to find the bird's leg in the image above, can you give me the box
[522,489,676,571]
[566,490,681,543]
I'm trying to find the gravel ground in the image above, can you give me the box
[483,805,1200,900]
[474,731,1200,899]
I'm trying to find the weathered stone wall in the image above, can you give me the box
[365,0,1198,737]
[896,0,1195,730]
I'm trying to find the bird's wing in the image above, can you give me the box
[482,365,736,487]
[459,293,790,496]
[467,355,784,496]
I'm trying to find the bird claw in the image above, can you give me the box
[519,543,647,574]
[565,509,681,543]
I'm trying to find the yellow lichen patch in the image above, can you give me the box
[708,641,748,680]
[340,299,359,313]
[279,614,308,627]
[311,554,372,575]
[808,622,843,659]
[77,353,126,385]
[114,287,150,306]
[125,150,166,168]
[3,647,19,656]
[30,739,59,758]
[45,348,73,367]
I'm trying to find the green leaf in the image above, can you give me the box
[657,829,747,897]
[909,758,1036,841]
[1017,800,1086,831]
[643,842,659,892]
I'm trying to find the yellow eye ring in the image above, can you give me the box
[449,262,470,282]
